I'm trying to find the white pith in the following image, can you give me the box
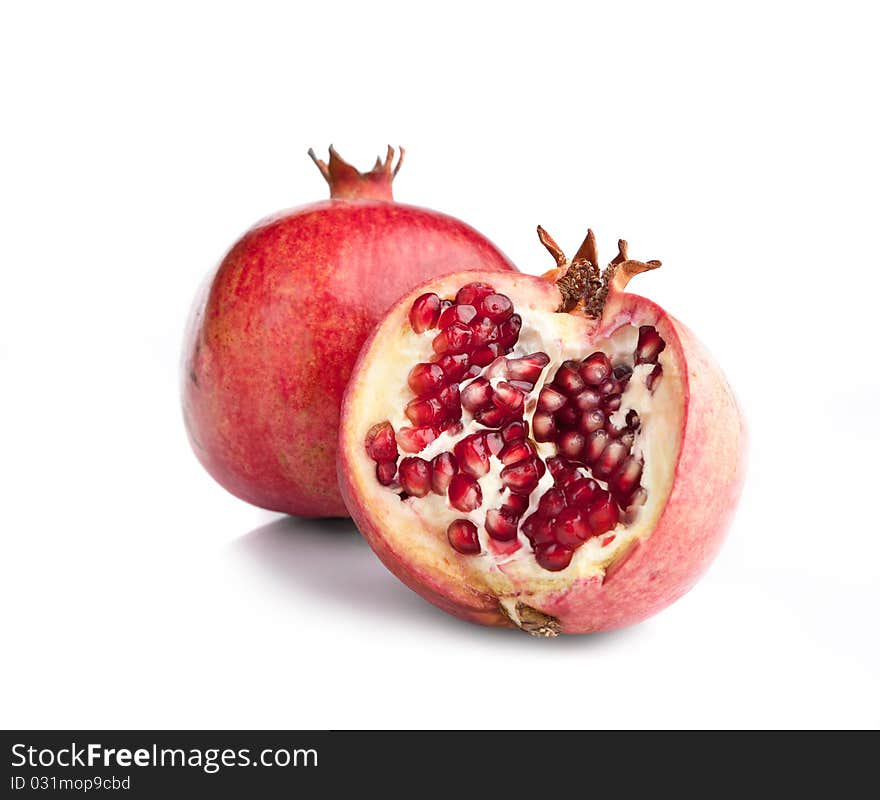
[349,277,684,599]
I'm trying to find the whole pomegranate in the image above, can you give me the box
[338,228,746,634]
[183,146,515,517]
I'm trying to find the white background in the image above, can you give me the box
[1,1,878,729]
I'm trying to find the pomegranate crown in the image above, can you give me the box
[537,226,661,317]
[308,145,404,202]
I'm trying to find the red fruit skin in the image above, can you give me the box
[183,154,514,517]
[338,272,746,632]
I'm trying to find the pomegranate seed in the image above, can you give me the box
[579,408,606,434]
[502,419,528,442]
[493,381,525,413]
[546,456,570,479]
[556,405,579,428]
[586,491,619,535]
[636,325,665,364]
[448,474,482,512]
[593,439,629,479]
[438,353,470,382]
[485,430,504,455]
[480,293,514,321]
[504,493,530,515]
[626,410,641,429]
[603,394,622,413]
[447,518,481,554]
[585,429,609,463]
[580,352,612,385]
[376,461,397,486]
[554,467,581,490]
[398,457,431,497]
[538,386,566,413]
[433,322,473,355]
[611,456,643,501]
[532,412,557,442]
[408,362,445,397]
[471,343,503,367]
[440,420,464,435]
[613,363,633,383]
[469,315,499,347]
[485,507,519,541]
[599,378,620,396]
[365,421,398,462]
[484,357,510,380]
[438,384,461,414]
[537,488,566,519]
[646,364,663,391]
[555,361,586,395]
[500,457,543,494]
[438,303,478,329]
[409,293,441,333]
[558,430,586,460]
[605,413,630,438]
[521,514,554,546]
[397,425,439,453]
[453,434,490,477]
[552,506,591,547]
[460,378,492,412]
[601,534,616,547]
[571,388,602,411]
[405,397,445,426]
[563,477,598,507]
[508,352,549,383]
[456,282,496,306]
[508,380,533,392]
[619,430,636,449]
[499,440,535,466]
[431,452,458,494]
[497,313,522,347]
[534,542,573,571]
[476,405,508,427]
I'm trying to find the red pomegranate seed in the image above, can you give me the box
[447,518,481,554]
[593,439,629,479]
[469,315,499,347]
[397,425,439,453]
[460,378,492,412]
[408,362,445,397]
[532,412,557,442]
[504,492,530,515]
[552,506,590,547]
[365,421,398,462]
[484,357,510,380]
[477,405,510,427]
[448,474,482,512]
[456,282,496,306]
[499,439,535,466]
[545,456,570,479]
[646,364,663,391]
[554,467,581,491]
[605,412,631,438]
[555,361,586,395]
[502,419,528,442]
[601,534,616,547]
[521,514,554,546]
[537,488,566,519]
[564,477,598,507]
[585,429,609,463]
[579,408,606,434]
[430,452,458,494]
[376,461,397,486]
[433,322,473,355]
[508,352,550,383]
[571,388,602,411]
[586,491,619,535]
[437,353,470,382]
[471,343,504,367]
[438,303,478,329]
[453,434,490,477]
[636,325,665,364]
[558,430,586,460]
[556,405,579,428]
[534,542,573,571]
[613,363,633,383]
[538,386,566,412]
[493,381,525,413]
[603,394,622,413]
[480,293,513,320]
[438,383,461,411]
[500,457,543,494]
[398,457,431,497]
[611,456,643,500]
[497,314,522,347]
[580,352,612,385]
[409,293,441,333]
[440,420,464,435]
[405,397,446,426]
[485,507,519,541]
[485,430,504,455]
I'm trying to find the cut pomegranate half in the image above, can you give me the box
[339,228,746,636]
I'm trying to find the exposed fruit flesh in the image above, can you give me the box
[363,281,666,572]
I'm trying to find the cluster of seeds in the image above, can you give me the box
[364,282,666,572]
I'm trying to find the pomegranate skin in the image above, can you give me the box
[183,150,515,517]
[338,270,746,633]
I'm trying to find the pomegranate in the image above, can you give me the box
[339,227,746,635]
[183,146,515,517]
